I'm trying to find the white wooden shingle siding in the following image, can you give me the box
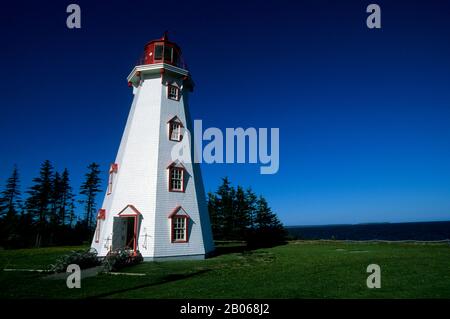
[91,66,214,260]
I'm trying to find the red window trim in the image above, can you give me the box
[117,204,141,217]
[117,204,141,255]
[168,166,185,192]
[167,84,180,101]
[110,163,118,173]
[107,163,118,195]
[97,209,106,220]
[170,215,189,243]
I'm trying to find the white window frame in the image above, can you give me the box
[172,217,186,242]
[170,167,184,192]
[170,122,182,141]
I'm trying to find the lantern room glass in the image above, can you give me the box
[153,43,179,65]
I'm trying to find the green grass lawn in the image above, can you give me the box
[1,241,450,299]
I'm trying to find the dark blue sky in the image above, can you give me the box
[1,0,450,225]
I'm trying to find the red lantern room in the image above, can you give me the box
[141,32,184,68]
[128,32,192,89]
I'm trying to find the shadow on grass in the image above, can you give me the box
[88,269,212,299]
[210,240,288,258]
[212,242,250,257]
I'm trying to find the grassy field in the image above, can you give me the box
[1,241,450,299]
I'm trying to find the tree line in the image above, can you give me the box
[0,164,286,249]
[0,161,102,248]
[208,177,286,248]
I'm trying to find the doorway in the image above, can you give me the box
[112,216,137,251]
[111,205,142,255]
[125,217,135,249]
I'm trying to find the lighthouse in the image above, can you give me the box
[91,33,214,261]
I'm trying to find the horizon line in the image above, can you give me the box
[285,219,450,228]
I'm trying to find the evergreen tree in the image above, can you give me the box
[25,160,54,247]
[245,188,258,231]
[254,196,276,228]
[0,166,22,247]
[233,186,250,239]
[67,199,76,227]
[207,192,222,240]
[58,169,75,226]
[207,177,286,246]
[250,196,286,247]
[46,169,76,245]
[0,165,22,218]
[79,163,101,230]
[50,171,62,225]
[216,177,235,239]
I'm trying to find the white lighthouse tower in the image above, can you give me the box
[91,33,214,261]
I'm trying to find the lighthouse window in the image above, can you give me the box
[172,50,179,65]
[168,85,179,101]
[170,122,182,141]
[164,46,173,62]
[107,164,118,195]
[169,167,184,191]
[154,45,163,60]
[154,45,173,62]
[172,217,187,242]
[94,220,101,243]
[94,209,105,243]
[107,172,113,195]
